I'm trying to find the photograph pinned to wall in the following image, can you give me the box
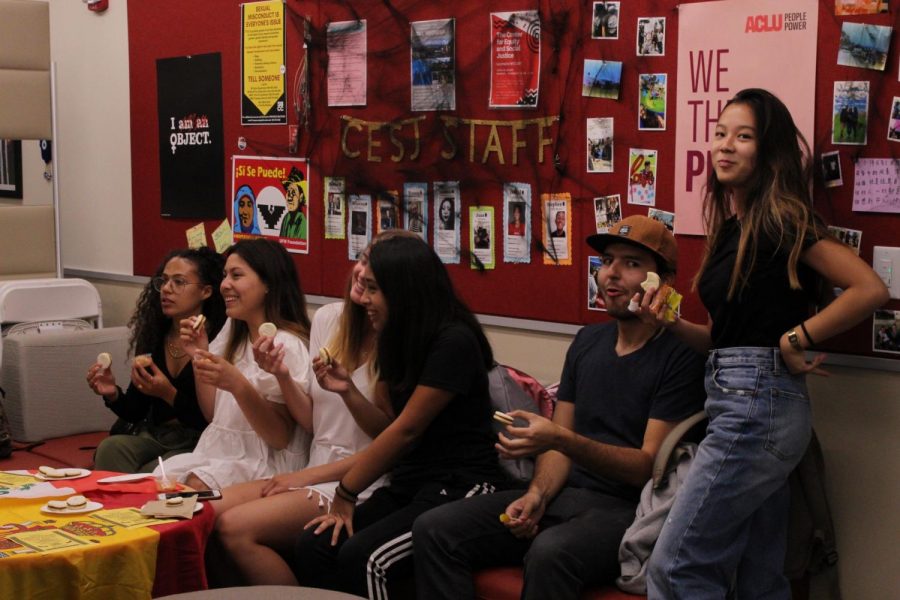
[587,256,607,312]
[832,81,869,145]
[469,206,496,270]
[231,156,309,253]
[852,158,900,213]
[411,19,456,111]
[0,140,22,199]
[433,181,461,264]
[376,190,400,233]
[591,2,620,39]
[347,194,371,260]
[582,60,622,99]
[835,0,889,15]
[638,73,666,131]
[327,20,367,107]
[627,148,658,206]
[241,0,286,125]
[587,117,614,173]
[836,23,892,71]
[403,182,428,239]
[541,192,572,265]
[503,182,532,264]
[648,208,674,232]
[593,194,622,233]
[489,10,541,108]
[821,151,843,187]
[636,17,665,56]
[888,96,900,142]
[324,176,346,240]
[873,309,900,354]
[186,223,207,249]
[827,225,862,255]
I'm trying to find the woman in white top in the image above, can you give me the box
[212,232,413,585]
[155,239,312,497]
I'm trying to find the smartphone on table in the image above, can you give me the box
[164,489,222,500]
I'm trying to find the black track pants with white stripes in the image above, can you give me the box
[293,479,501,600]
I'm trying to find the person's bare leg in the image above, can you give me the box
[184,473,209,491]
[216,489,331,585]
[207,479,268,516]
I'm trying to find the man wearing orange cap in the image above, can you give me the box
[413,215,706,599]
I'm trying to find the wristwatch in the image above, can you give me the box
[786,329,804,352]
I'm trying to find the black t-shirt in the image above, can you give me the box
[557,323,706,501]
[107,342,208,432]
[387,323,504,487]
[698,217,821,348]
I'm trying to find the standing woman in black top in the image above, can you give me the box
[294,235,506,599]
[87,247,226,473]
[643,89,888,599]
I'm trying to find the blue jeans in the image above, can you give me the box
[647,347,811,600]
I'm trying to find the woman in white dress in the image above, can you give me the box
[212,232,414,585]
[154,239,313,498]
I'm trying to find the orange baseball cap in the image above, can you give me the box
[586,215,677,272]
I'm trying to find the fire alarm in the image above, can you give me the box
[84,0,109,13]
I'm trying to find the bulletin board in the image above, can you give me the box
[127,0,900,360]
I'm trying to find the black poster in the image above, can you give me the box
[157,53,225,219]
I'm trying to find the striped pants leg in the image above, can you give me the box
[294,481,498,600]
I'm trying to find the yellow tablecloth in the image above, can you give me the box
[0,498,163,600]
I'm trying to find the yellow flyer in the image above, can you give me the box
[211,219,233,253]
[241,0,287,125]
[185,222,207,248]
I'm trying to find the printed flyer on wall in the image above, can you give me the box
[231,156,310,254]
[489,11,541,108]
[241,0,287,125]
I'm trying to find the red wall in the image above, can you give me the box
[128,0,899,358]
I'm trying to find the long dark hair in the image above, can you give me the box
[222,238,311,362]
[369,236,493,391]
[694,88,827,298]
[129,247,226,356]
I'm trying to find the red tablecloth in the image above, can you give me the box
[1,470,215,598]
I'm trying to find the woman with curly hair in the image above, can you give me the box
[87,247,227,473]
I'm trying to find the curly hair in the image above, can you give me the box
[128,247,226,356]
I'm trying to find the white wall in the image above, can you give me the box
[48,0,133,275]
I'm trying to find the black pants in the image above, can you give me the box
[293,479,500,599]
[412,487,637,600]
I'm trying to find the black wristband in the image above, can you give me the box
[336,481,359,503]
[800,321,815,346]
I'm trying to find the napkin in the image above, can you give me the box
[140,495,197,519]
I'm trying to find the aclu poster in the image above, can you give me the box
[674,0,818,235]
[232,156,310,254]
[157,53,225,219]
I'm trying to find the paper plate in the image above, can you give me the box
[34,468,91,481]
[41,501,103,515]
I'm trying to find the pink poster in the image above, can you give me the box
[674,0,818,235]
[489,11,541,108]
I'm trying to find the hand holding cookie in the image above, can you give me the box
[251,333,289,377]
[179,316,208,357]
[313,349,352,395]
[193,349,245,392]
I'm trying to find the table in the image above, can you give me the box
[0,470,216,599]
